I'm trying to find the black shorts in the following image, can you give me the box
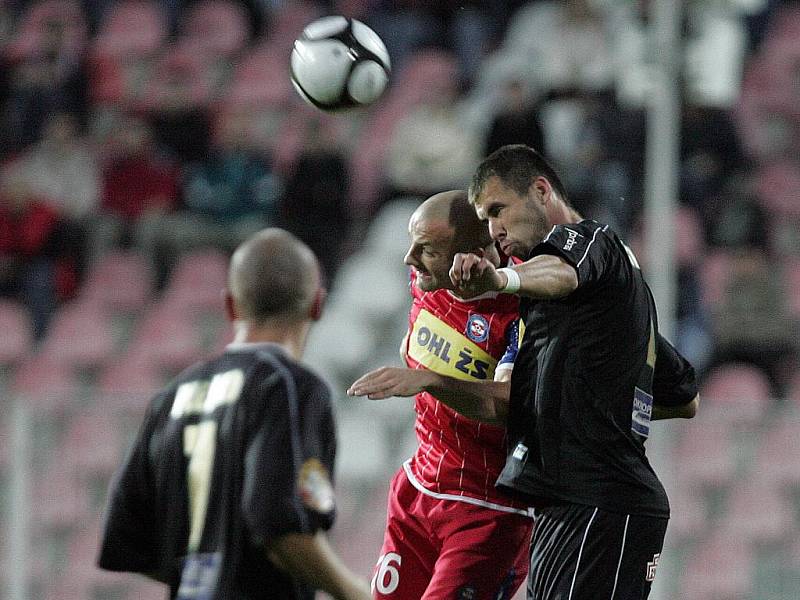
[527,503,668,600]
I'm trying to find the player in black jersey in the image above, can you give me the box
[449,145,700,600]
[98,229,371,600]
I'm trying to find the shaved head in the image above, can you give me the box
[228,228,321,324]
[413,190,492,253]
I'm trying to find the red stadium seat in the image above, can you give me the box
[92,0,167,59]
[682,532,754,600]
[756,161,800,219]
[264,2,322,50]
[8,0,87,61]
[81,250,152,313]
[0,300,34,366]
[782,257,800,318]
[753,421,800,488]
[223,42,294,109]
[33,457,90,530]
[674,420,736,490]
[720,474,795,544]
[126,303,204,373]
[60,411,123,477]
[698,250,733,307]
[182,0,249,56]
[699,362,772,424]
[163,248,229,312]
[11,356,79,412]
[667,488,708,542]
[39,301,116,370]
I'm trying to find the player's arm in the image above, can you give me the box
[450,252,578,299]
[347,367,509,424]
[651,333,700,420]
[266,532,371,600]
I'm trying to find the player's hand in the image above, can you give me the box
[449,252,503,298]
[347,367,437,399]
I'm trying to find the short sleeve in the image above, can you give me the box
[652,334,698,407]
[242,370,336,546]
[532,221,615,290]
[495,319,520,381]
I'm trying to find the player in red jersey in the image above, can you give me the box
[348,191,532,600]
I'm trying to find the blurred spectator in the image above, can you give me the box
[0,169,75,339]
[139,108,280,287]
[96,115,181,259]
[385,61,481,199]
[278,119,350,284]
[709,249,797,396]
[484,78,546,157]
[13,111,100,220]
[2,15,88,150]
[680,101,746,208]
[704,171,769,251]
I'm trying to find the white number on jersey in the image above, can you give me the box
[371,552,402,595]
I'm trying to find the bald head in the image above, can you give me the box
[228,228,321,324]
[413,190,492,253]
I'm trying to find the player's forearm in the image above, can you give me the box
[268,532,371,600]
[423,374,509,424]
[502,255,578,300]
[652,394,700,420]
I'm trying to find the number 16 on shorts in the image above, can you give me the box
[371,553,401,595]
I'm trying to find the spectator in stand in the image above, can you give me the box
[484,78,546,158]
[385,55,481,201]
[2,16,88,151]
[0,168,75,339]
[14,111,100,221]
[278,119,350,284]
[137,109,281,287]
[92,115,181,264]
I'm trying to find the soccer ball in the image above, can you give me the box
[290,16,391,111]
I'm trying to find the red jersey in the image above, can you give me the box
[402,271,525,512]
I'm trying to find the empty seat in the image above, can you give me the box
[33,457,90,530]
[126,304,204,373]
[9,0,87,61]
[721,474,795,544]
[92,0,167,59]
[11,357,79,412]
[698,250,733,307]
[39,302,116,370]
[682,532,753,600]
[81,250,152,313]
[668,488,708,542]
[675,420,736,490]
[699,363,772,424]
[753,421,800,487]
[164,249,229,310]
[223,43,294,109]
[756,161,800,218]
[182,0,249,56]
[782,258,800,318]
[0,300,34,365]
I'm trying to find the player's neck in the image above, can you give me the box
[232,320,309,360]
[548,197,582,226]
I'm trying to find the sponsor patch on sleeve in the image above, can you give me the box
[631,387,653,438]
[298,458,335,514]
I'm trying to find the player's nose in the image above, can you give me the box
[488,218,504,241]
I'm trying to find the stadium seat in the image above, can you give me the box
[11,356,79,412]
[782,258,800,318]
[263,1,322,50]
[753,421,800,488]
[223,42,294,109]
[81,250,152,313]
[667,487,708,542]
[136,41,213,111]
[92,0,167,59]
[60,410,124,478]
[675,420,736,490]
[182,0,249,56]
[163,248,229,312]
[39,301,116,370]
[674,206,705,267]
[682,532,754,600]
[0,300,34,366]
[721,474,795,544]
[126,304,204,374]
[698,250,733,307]
[33,457,90,530]
[756,161,800,219]
[699,362,772,424]
[8,0,87,61]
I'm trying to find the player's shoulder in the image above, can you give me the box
[545,219,610,243]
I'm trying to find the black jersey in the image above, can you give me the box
[98,343,337,600]
[496,221,697,518]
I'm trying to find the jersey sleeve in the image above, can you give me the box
[652,334,699,407]
[531,221,615,290]
[98,394,164,575]
[494,319,520,381]
[242,369,336,546]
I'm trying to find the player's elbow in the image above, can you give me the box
[684,394,699,419]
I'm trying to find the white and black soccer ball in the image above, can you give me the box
[290,16,391,111]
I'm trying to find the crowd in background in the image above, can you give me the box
[0,0,797,399]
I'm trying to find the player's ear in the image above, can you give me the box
[530,176,551,206]
[223,289,238,322]
[310,286,326,321]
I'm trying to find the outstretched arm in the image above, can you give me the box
[449,253,578,299]
[347,367,509,425]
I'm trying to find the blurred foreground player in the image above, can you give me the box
[450,145,699,600]
[348,191,533,600]
[98,229,371,600]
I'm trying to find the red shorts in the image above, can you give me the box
[371,467,533,600]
